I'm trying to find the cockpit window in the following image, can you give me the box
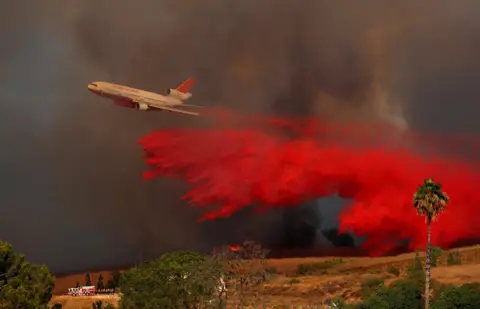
[91,83,98,87]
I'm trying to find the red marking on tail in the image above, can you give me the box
[175,77,195,93]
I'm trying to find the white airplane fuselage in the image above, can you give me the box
[87,77,199,115]
[88,82,182,108]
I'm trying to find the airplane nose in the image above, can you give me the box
[87,83,97,92]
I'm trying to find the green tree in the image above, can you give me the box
[85,272,92,286]
[97,273,104,290]
[413,178,449,309]
[111,270,122,288]
[446,251,461,266]
[119,250,222,309]
[0,240,55,308]
[105,280,115,289]
[407,251,424,281]
[430,247,443,267]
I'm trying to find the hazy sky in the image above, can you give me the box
[1,1,480,274]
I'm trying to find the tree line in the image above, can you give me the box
[75,269,122,294]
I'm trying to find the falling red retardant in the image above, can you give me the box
[138,114,480,255]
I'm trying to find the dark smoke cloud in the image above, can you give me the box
[1,0,480,273]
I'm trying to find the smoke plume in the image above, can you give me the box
[1,0,480,273]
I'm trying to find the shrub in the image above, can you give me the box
[288,277,300,285]
[446,251,461,266]
[407,252,425,282]
[361,277,385,298]
[265,266,278,274]
[430,247,443,267]
[359,277,423,309]
[387,266,400,276]
[432,283,480,309]
[297,258,343,275]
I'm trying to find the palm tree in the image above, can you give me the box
[413,178,449,309]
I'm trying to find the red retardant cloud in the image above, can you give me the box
[138,114,480,255]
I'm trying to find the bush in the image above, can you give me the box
[387,265,400,276]
[432,283,480,309]
[446,251,461,266]
[265,266,278,274]
[359,277,423,309]
[430,247,443,267]
[0,240,55,308]
[361,277,385,298]
[297,258,343,275]
[352,276,479,309]
[51,304,62,309]
[288,277,300,285]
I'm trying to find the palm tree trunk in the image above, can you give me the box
[425,222,432,309]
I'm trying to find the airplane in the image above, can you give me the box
[87,77,201,116]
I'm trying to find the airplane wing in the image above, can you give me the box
[133,98,200,116]
[151,105,200,116]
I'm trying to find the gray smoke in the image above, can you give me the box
[1,0,480,274]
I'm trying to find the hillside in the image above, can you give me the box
[50,245,480,308]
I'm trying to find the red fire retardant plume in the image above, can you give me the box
[138,115,480,255]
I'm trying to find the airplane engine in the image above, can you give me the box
[135,102,150,111]
[167,89,192,100]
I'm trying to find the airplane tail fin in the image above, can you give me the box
[167,77,195,101]
[175,77,195,93]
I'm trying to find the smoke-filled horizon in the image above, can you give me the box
[1,0,480,274]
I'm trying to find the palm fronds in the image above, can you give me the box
[413,178,449,223]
